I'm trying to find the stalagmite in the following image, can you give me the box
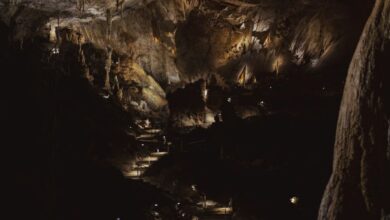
[318,0,390,219]
[117,88,123,101]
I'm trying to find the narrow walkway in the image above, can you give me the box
[122,141,233,219]
[124,150,168,179]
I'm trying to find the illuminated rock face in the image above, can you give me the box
[113,56,168,113]
[0,0,367,124]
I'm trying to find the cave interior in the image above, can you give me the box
[3,0,388,220]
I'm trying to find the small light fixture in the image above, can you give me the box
[258,100,265,107]
[290,196,299,205]
[51,47,60,54]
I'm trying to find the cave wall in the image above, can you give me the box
[318,0,390,219]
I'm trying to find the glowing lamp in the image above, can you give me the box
[290,196,299,205]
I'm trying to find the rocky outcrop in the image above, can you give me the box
[113,56,168,114]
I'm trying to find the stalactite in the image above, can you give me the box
[9,0,17,6]
[77,0,85,13]
[106,8,112,41]
[104,47,113,92]
[119,0,125,18]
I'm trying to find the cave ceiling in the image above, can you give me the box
[0,0,366,126]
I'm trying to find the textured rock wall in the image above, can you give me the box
[318,0,390,219]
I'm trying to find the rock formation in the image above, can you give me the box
[318,0,390,219]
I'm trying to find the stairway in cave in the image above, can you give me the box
[121,139,233,219]
[124,149,168,179]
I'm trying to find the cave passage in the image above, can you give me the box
[4,0,388,220]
